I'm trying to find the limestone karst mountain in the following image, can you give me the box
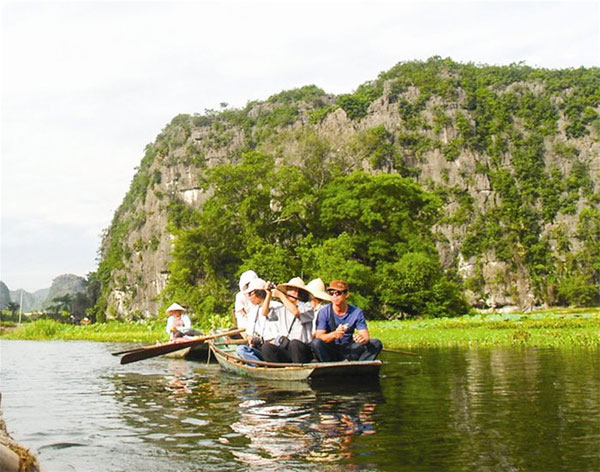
[91,58,600,320]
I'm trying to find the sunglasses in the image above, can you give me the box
[327,289,348,296]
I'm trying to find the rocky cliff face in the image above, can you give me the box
[95,59,600,319]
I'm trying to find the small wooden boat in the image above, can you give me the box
[164,341,211,361]
[208,340,382,381]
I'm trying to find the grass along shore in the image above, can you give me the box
[1,308,599,349]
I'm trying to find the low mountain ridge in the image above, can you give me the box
[0,275,86,312]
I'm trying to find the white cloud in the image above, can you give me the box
[1,0,598,291]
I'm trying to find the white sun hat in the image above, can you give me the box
[244,278,267,294]
[166,302,185,313]
[238,270,258,291]
[306,278,332,302]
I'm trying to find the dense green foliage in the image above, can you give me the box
[163,152,468,320]
[91,57,600,322]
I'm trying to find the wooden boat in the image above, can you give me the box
[164,341,211,361]
[208,340,382,381]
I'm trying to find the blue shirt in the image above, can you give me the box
[315,304,368,345]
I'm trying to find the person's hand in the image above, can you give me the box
[333,324,347,339]
[353,332,367,344]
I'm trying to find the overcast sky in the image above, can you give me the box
[1,0,599,292]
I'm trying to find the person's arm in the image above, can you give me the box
[352,328,370,344]
[315,325,346,343]
[166,316,174,336]
[261,285,274,317]
[273,289,299,316]
[182,314,192,331]
[352,309,370,344]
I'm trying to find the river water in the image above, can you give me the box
[0,340,598,471]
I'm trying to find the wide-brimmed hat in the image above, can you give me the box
[239,270,258,291]
[276,277,308,297]
[306,278,332,301]
[244,278,267,294]
[166,302,185,313]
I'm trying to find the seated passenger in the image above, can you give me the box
[236,278,280,363]
[261,277,315,364]
[310,280,382,362]
[165,303,202,341]
[234,270,259,332]
[305,278,332,335]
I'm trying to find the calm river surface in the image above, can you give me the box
[0,340,598,471]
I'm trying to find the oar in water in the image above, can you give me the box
[119,328,245,365]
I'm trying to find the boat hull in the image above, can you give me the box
[209,342,382,381]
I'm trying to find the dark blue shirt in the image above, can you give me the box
[315,304,368,345]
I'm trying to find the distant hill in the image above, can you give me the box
[0,274,86,312]
[0,282,10,310]
[44,274,86,309]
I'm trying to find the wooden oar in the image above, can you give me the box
[111,337,248,356]
[112,346,148,356]
[119,328,245,364]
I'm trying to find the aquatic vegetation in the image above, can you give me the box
[371,309,600,348]
[1,309,598,348]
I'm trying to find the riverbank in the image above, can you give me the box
[1,308,599,348]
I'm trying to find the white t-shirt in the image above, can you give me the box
[165,314,192,339]
[271,302,314,343]
[234,291,254,330]
[245,300,283,341]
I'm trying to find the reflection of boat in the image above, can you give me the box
[208,341,382,381]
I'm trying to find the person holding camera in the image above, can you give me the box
[310,280,382,362]
[235,278,281,362]
[261,277,315,364]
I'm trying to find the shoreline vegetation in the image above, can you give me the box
[1,308,598,349]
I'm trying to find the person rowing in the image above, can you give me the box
[165,303,202,342]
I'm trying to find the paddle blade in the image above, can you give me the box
[119,328,245,364]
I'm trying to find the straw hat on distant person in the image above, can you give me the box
[166,302,185,313]
[305,278,332,302]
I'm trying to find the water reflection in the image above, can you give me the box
[228,379,384,469]
[2,341,599,472]
[108,360,384,470]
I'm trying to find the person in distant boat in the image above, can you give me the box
[236,278,281,363]
[305,278,332,335]
[310,280,382,362]
[261,277,315,364]
[165,303,202,341]
[234,270,259,333]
